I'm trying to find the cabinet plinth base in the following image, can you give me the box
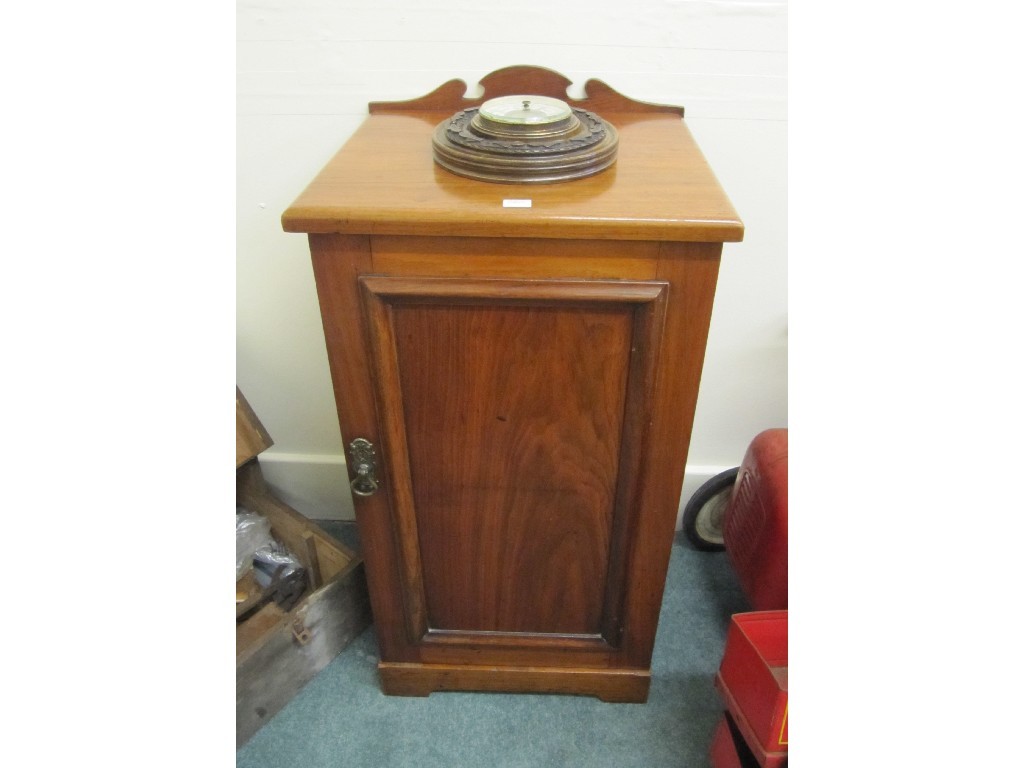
[378,661,650,703]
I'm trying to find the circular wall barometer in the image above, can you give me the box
[432,94,618,183]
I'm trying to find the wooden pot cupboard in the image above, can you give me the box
[281,66,743,703]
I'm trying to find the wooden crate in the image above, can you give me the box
[236,389,371,747]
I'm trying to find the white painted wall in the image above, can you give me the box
[236,0,787,522]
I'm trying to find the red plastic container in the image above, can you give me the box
[709,716,744,768]
[715,611,788,767]
[723,428,788,611]
[710,712,786,768]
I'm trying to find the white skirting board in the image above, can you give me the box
[255,452,356,522]
[257,452,732,529]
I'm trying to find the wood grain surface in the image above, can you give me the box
[378,661,650,703]
[368,65,686,118]
[282,104,742,243]
[235,459,372,745]
[400,302,628,634]
[370,235,661,280]
[236,387,273,467]
[359,276,668,642]
[309,234,422,662]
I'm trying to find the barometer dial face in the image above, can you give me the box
[478,95,573,125]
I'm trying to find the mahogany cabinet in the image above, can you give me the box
[282,67,743,702]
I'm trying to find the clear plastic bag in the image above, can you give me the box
[236,506,309,613]
[236,507,272,580]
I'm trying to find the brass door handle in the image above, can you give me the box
[348,438,379,497]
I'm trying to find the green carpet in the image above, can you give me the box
[237,532,750,768]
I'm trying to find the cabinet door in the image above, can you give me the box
[357,276,668,666]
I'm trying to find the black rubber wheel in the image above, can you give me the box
[681,467,739,551]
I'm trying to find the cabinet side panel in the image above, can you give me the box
[616,242,723,667]
[308,234,418,662]
[392,302,633,636]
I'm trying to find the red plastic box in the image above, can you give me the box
[710,712,785,768]
[723,428,788,611]
[715,611,788,766]
[709,715,744,768]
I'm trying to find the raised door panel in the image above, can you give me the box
[359,276,667,664]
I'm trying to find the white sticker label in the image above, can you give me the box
[502,199,532,208]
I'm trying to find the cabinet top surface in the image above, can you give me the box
[282,111,743,242]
